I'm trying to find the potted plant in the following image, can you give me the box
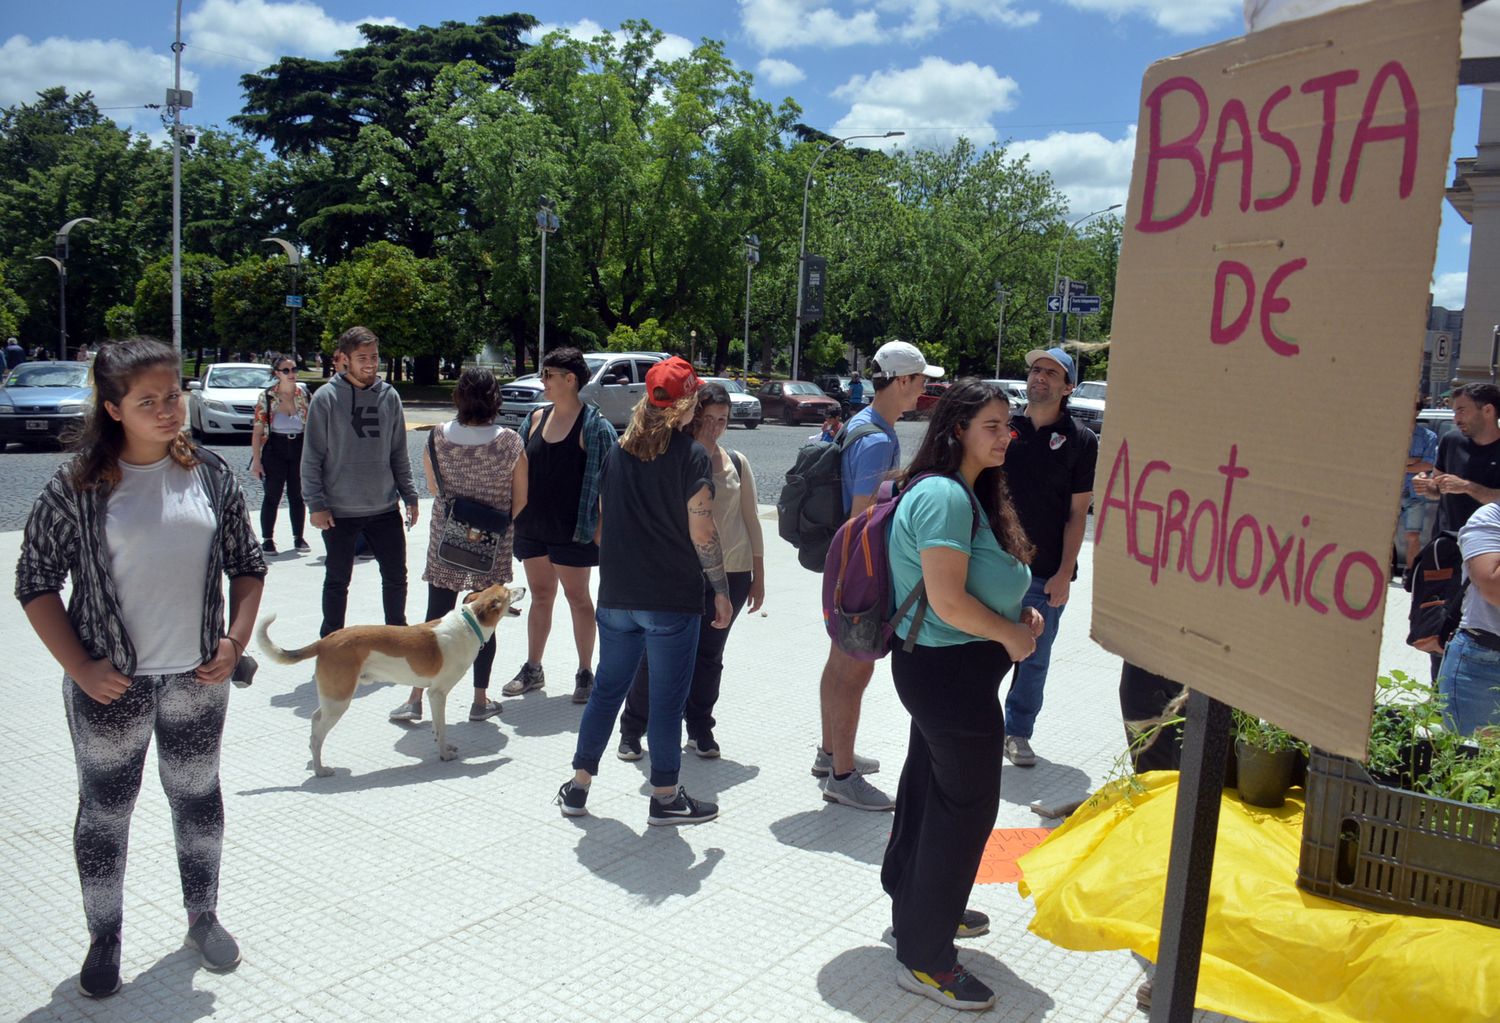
[1233,710,1306,808]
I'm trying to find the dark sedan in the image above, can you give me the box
[0,362,92,449]
[755,379,841,425]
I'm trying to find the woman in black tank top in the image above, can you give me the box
[517,405,586,544]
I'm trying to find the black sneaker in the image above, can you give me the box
[648,785,718,826]
[956,908,990,938]
[77,934,122,998]
[294,537,311,553]
[686,731,720,758]
[261,538,277,554]
[502,662,545,697]
[555,780,589,817]
[895,963,995,1011]
[185,911,241,971]
[617,735,644,761]
[571,667,594,704]
[232,653,259,689]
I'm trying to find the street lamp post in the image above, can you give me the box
[743,234,759,377]
[793,130,904,382]
[690,329,697,367]
[262,237,302,360]
[1049,203,1122,342]
[994,282,1008,379]
[33,216,97,360]
[536,195,560,357]
[169,0,192,356]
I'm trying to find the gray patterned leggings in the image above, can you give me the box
[63,671,229,938]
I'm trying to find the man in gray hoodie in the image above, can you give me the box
[302,326,420,636]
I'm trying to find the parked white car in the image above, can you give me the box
[499,351,671,431]
[1069,379,1106,435]
[984,378,1029,408]
[701,377,761,429]
[188,363,273,438]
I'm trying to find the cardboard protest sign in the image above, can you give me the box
[1091,0,1459,757]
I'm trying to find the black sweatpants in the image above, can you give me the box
[882,638,1011,974]
[320,508,408,636]
[425,584,497,690]
[259,432,306,542]
[618,571,752,742]
[1119,662,1185,774]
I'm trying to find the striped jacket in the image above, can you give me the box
[14,447,267,676]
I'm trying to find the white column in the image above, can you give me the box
[1456,90,1500,384]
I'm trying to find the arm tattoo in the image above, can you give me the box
[694,529,730,599]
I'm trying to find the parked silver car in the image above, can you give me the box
[701,376,761,429]
[0,361,91,448]
[1069,379,1106,435]
[498,351,670,431]
[188,363,273,438]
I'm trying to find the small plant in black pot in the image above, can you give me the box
[1232,710,1307,808]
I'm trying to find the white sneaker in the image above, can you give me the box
[388,700,422,723]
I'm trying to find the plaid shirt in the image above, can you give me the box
[519,403,618,544]
[14,448,266,675]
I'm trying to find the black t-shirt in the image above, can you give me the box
[597,430,714,614]
[1002,411,1099,581]
[1435,431,1500,531]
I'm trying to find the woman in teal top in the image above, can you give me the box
[881,378,1042,1012]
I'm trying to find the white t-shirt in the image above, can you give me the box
[106,456,215,674]
[1460,501,1500,636]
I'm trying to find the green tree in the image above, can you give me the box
[103,303,134,339]
[317,242,462,372]
[134,253,224,355]
[0,262,28,338]
[605,317,671,353]
[212,255,321,355]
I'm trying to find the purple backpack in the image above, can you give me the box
[821,473,981,661]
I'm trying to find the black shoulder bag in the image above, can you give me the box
[428,430,512,574]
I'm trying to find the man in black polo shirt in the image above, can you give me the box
[1417,382,1500,532]
[999,347,1098,767]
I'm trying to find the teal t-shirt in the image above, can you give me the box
[888,475,1031,648]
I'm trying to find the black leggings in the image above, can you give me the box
[425,584,497,690]
[260,432,305,541]
[64,671,229,939]
[320,508,408,636]
[882,638,1011,974]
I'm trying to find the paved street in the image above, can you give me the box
[0,462,1430,1021]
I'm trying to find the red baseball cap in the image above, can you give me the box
[646,357,700,407]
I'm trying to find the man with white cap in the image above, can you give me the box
[999,346,1098,767]
[814,339,940,810]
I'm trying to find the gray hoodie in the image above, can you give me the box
[300,374,417,518]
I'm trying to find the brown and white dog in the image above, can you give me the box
[255,583,525,776]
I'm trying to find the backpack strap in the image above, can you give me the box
[426,428,447,498]
[729,449,745,480]
[837,422,885,451]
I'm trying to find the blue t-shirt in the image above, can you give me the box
[1404,424,1438,500]
[840,405,899,515]
[888,475,1032,648]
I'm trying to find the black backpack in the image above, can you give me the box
[777,423,884,572]
[1406,530,1468,652]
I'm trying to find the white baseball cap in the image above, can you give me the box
[872,340,944,380]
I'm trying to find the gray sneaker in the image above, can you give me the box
[811,747,880,778]
[1004,736,1037,767]
[571,667,594,704]
[822,771,895,811]
[502,662,545,697]
[388,699,422,722]
[185,911,241,971]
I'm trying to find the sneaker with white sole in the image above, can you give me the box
[468,699,503,721]
[185,911,241,971]
[617,735,644,761]
[1004,735,1037,767]
[822,771,895,811]
[895,963,995,1011]
[502,662,545,697]
[648,785,718,825]
[555,780,589,817]
[686,731,720,758]
[76,934,122,998]
[811,747,880,777]
[388,699,422,722]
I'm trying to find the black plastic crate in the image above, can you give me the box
[1297,749,1500,927]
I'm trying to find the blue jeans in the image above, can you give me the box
[1004,575,1067,740]
[573,607,702,788]
[1437,630,1500,736]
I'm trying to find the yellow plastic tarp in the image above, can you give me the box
[1017,771,1500,1023]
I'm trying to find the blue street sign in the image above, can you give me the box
[285,295,303,308]
[1056,278,1088,297]
[1068,295,1102,315]
[1046,295,1064,313]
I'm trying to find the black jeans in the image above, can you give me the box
[320,508,408,636]
[426,584,496,690]
[260,432,305,542]
[1119,662,1185,774]
[619,571,752,742]
[882,638,1011,974]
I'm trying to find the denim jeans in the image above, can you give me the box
[1437,629,1500,736]
[1004,575,1066,740]
[573,607,702,788]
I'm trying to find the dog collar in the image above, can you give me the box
[459,604,485,644]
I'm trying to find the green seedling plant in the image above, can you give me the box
[1232,709,1306,753]
[1365,669,1445,783]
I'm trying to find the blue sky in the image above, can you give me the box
[0,0,1488,307]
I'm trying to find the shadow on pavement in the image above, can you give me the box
[999,759,1095,812]
[768,803,891,867]
[621,753,761,802]
[18,948,218,1023]
[235,752,510,796]
[496,691,583,738]
[266,676,398,719]
[816,945,1054,1021]
[568,815,724,905]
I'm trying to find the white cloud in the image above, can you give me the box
[1060,0,1239,35]
[874,0,1040,41]
[1011,126,1137,216]
[757,58,807,86]
[185,0,403,67]
[1432,271,1467,309]
[0,35,199,134]
[526,19,696,63]
[740,0,885,52]
[831,57,1020,149]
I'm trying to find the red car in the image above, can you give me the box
[755,379,841,425]
[913,380,950,418]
